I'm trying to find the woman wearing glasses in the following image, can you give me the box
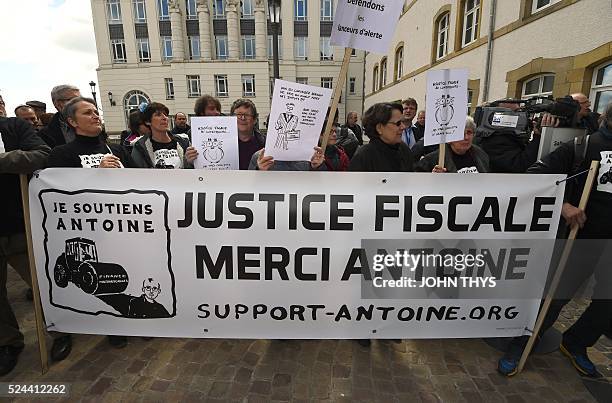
[349,103,414,172]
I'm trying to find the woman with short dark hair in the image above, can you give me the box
[131,102,198,169]
[349,103,413,172]
[47,97,134,168]
[120,109,150,153]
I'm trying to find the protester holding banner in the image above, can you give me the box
[0,114,51,375]
[131,102,197,169]
[249,146,325,171]
[320,109,350,171]
[349,103,413,172]
[47,97,134,169]
[416,116,490,173]
[231,99,266,170]
[498,102,612,378]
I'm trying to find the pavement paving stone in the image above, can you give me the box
[2,268,611,401]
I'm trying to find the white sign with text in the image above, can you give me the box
[265,79,333,161]
[331,0,404,54]
[424,69,469,146]
[191,116,239,170]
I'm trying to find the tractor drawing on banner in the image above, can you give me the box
[53,237,129,295]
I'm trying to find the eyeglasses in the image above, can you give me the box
[233,113,254,120]
[387,120,403,127]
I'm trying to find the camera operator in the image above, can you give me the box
[475,100,558,173]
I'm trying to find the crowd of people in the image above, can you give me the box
[0,85,610,380]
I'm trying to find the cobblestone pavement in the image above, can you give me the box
[2,268,611,402]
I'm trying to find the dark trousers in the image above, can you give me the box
[0,233,31,347]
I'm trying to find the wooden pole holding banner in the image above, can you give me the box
[516,160,599,374]
[19,174,49,374]
[320,47,353,153]
[438,144,446,169]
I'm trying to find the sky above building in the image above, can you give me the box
[0,0,98,116]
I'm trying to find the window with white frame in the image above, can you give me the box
[320,0,333,21]
[320,37,332,61]
[532,0,559,13]
[590,62,612,114]
[124,90,150,126]
[213,0,225,18]
[241,35,256,59]
[321,77,333,89]
[522,74,555,98]
[242,75,256,97]
[111,39,127,63]
[186,0,198,19]
[294,37,307,60]
[187,75,201,97]
[373,66,379,92]
[349,77,356,94]
[462,0,480,47]
[295,0,307,21]
[133,0,146,22]
[267,35,282,59]
[241,0,254,19]
[161,36,173,60]
[189,36,201,59]
[437,12,449,59]
[215,75,229,97]
[107,0,122,23]
[215,35,228,59]
[137,38,151,62]
[467,89,473,114]
[164,78,175,99]
[158,0,170,21]
[380,58,387,88]
[296,77,308,85]
[395,46,403,80]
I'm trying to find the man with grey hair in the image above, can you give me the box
[343,111,364,145]
[39,85,80,147]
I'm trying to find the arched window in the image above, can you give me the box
[380,58,387,88]
[522,74,554,99]
[436,12,450,60]
[589,61,612,114]
[394,46,403,81]
[373,65,379,92]
[123,90,151,126]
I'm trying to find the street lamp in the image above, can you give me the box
[268,0,281,80]
[107,91,116,106]
[89,81,98,107]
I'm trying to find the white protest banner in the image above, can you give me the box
[331,0,404,54]
[265,79,332,161]
[30,169,564,339]
[191,116,239,170]
[425,69,469,146]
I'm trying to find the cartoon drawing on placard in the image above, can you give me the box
[435,95,455,125]
[127,278,171,318]
[51,236,172,318]
[598,151,612,193]
[202,137,225,163]
[274,103,301,150]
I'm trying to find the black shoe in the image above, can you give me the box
[107,336,127,349]
[357,339,371,347]
[51,335,72,362]
[25,288,33,301]
[0,345,24,376]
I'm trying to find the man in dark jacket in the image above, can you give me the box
[38,85,81,148]
[0,116,50,376]
[171,112,191,136]
[343,111,364,145]
[498,102,612,378]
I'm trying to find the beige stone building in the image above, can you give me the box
[91,0,366,133]
[365,0,612,116]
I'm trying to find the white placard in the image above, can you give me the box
[331,0,404,54]
[424,69,469,146]
[191,116,239,170]
[29,169,565,339]
[265,79,333,161]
